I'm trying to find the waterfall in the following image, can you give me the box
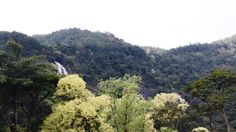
[54,61,68,75]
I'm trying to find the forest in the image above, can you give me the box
[0,29,236,132]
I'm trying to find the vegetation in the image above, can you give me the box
[185,69,236,132]
[0,29,236,131]
[151,93,189,130]
[32,29,236,97]
[99,75,155,132]
[0,40,59,131]
[41,75,113,131]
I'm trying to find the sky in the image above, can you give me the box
[0,0,236,49]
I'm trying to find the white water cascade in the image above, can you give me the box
[54,61,68,75]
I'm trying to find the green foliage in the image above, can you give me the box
[0,51,7,84]
[5,40,23,57]
[41,75,113,132]
[33,28,157,97]
[98,74,141,98]
[185,69,236,132]
[0,30,236,97]
[0,40,59,131]
[185,69,236,111]
[151,93,189,129]
[55,74,93,101]
[160,127,178,132]
[99,75,156,132]
[32,29,236,99]
[1,30,236,131]
[110,94,155,132]
[0,31,43,56]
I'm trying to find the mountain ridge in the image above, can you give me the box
[1,29,236,97]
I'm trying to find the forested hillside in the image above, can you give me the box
[33,29,159,96]
[151,39,236,94]
[1,29,236,97]
[34,29,236,96]
[0,31,43,56]
[0,29,236,131]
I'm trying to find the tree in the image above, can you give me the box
[98,74,156,132]
[110,94,155,132]
[98,74,141,98]
[41,75,113,131]
[185,69,236,132]
[54,74,93,101]
[0,40,59,131]
[151,93,189,130]
[0,51,7,83]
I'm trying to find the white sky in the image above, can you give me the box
[0,0,236,49]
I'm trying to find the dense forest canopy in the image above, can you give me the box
[1,29,236,96]
[0,29,236,131]
[33,28,236,96]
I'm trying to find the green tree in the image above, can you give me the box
[41,75,113,132]
[0,51,7,84]
[110,94,155,132]
[99,74,156,132]
[0,40,59,131]
[98,74,141,98]
[151,93,189,130]
[185,69,236,132]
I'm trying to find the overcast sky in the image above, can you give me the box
[0,0,236,49]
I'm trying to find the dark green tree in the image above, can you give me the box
[185,69,236,132]
[0,40,60,131]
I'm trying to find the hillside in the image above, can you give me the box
[152,41,236,94]
[1,30,236,131]
[1,29,236,97]
[0,31,43,56]
[33,29,159,96]
[33,28,236,96]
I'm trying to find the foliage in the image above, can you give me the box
[159,127,178,132]
[0,30,235,97]
[0,40,59,131]
[41,75,113,132]
[32,29,236,99]
[99,75,156,132]
[185,69,236,132]
[0,31,43,56]
[98,74,141,98]
[151,93,189,129]
[55,74,93,101]
[110,94,155,132]
[1,30,236,131]
[33,28,158,97]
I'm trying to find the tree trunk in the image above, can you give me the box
[0,106,12,130]
[21,104,33,132]
[209,115,217,132]
[220,109,231,132]
[26,117,32,132]
[13,94,17,132]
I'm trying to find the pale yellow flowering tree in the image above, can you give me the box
[41,75,114,132]
[151,93,189,130]
[55,74,93,101]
